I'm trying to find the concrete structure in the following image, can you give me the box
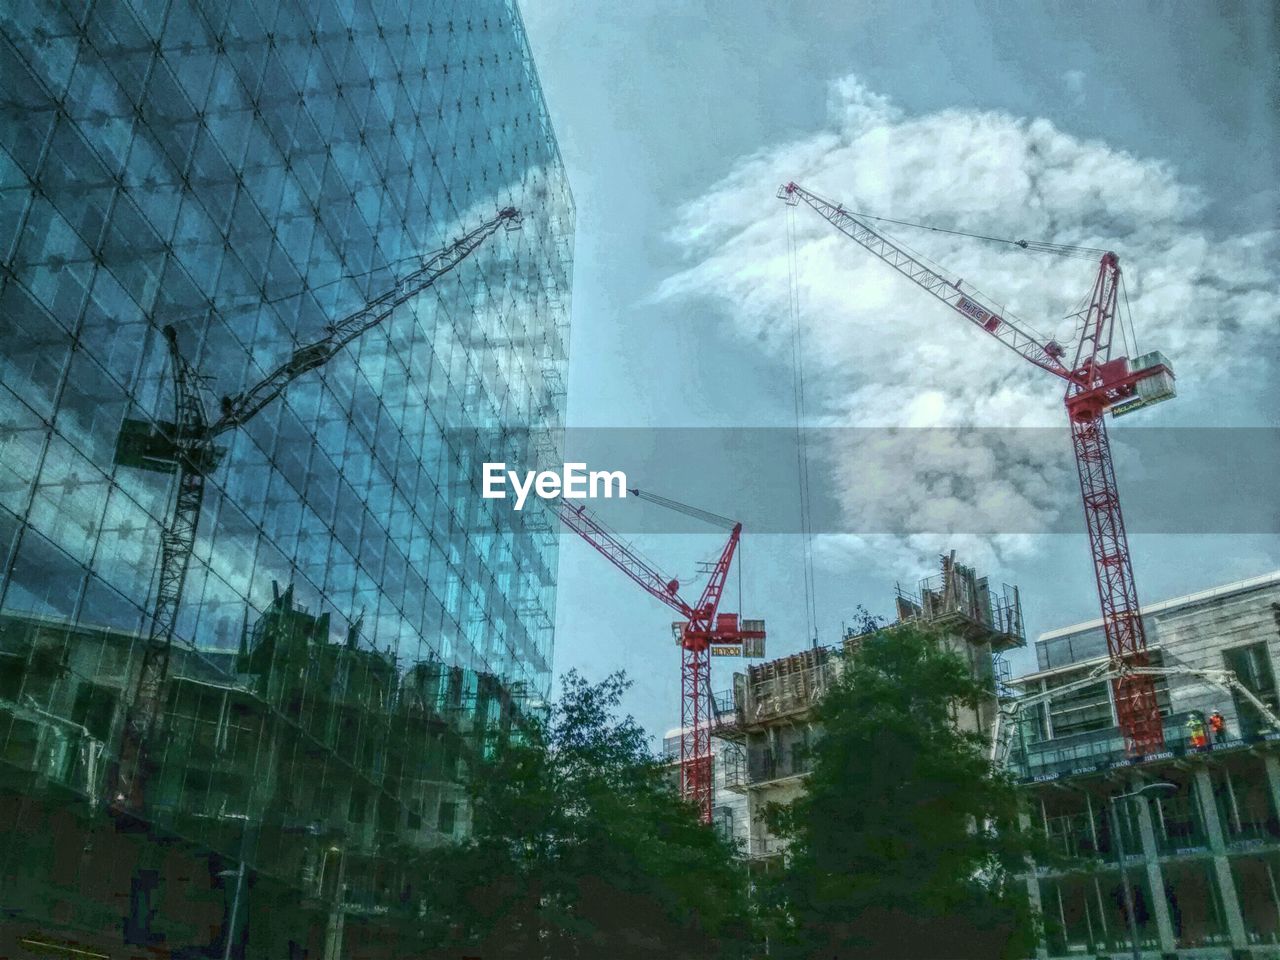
[0,0,571,954]
[714,554,1023,867]
[718,645,836,864]
[664,724,751,847]
[1011,571,1280,959]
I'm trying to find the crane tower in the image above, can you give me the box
[780,182,1175,756]
[553,490,765,822]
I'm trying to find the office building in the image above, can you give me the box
[0,0,572,954]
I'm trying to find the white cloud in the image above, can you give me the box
[657,76,1279,575]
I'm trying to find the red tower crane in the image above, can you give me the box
[779,182,1176,756]
[553,490,764,822]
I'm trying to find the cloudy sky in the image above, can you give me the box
[521,1,1279,742]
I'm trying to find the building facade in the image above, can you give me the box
[0,0,571,955]
[714,555,1024,866]
[1010,572,1280,959]
[663,725,752,848]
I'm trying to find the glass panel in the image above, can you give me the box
[1,0,573,937]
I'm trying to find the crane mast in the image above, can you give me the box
[780,181,1174,756]
[111,208,521,812]
[1064,257,1165,755]
[551,494,763,822]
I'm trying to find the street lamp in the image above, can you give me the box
[216,813,251,960]
[216,862,246,960]
[1108,781,1177,960]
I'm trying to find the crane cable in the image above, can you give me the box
[786,206,820,649]
[824,206,1110,261]
[840,200,1118,356]
[627,488,736,530]
[1119,272,1141,360]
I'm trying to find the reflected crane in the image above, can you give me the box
[110,207,522,812]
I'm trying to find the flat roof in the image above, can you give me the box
[1037,570,1280,644]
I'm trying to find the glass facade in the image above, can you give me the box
[0,0,570,952]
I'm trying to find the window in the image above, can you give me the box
[1046,679,1113,737]
[712,805,734,842]
[71,682,117,741]
[348,789,368,824]
[0,649,24,702]
[437,799,457,836]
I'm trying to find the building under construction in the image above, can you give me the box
[714,554,1024,864]
[1009,571,1280,958]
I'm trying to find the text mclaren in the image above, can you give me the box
[482,463,627,510]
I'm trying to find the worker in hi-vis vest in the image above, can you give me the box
[1186,712,1208,749]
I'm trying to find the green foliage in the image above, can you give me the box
[420,670,754,960]
[762,618,1039,959]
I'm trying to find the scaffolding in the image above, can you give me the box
[893,551,1025,650]
[723,647,836,734]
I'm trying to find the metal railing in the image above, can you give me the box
[0,697,107,798]
[1009,710,1214,781]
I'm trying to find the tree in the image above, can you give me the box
[763,618,1038,959]
[421,671,754,960]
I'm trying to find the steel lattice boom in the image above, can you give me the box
[780,181,1175,756]
[212,208,521,435]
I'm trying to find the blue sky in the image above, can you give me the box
[520,1,1279,742]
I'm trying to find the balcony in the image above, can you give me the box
[1008,710,1222,782]
[721,743,747,792]
[749,751,812,785]
[747,835,787,861]
[0,696,108,799]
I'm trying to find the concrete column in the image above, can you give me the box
[1018,809,1050,960]
[1132,787,1178,955]
[322,849,346,960]
[1263,753,1280,821]
[1192,766,1248,949]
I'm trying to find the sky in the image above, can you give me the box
[519,0,1280,744]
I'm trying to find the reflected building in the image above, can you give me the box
[0,0,571,955]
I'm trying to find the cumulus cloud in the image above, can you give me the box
[657,76,1279,573]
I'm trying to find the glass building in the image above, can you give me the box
[0,0,571,955]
